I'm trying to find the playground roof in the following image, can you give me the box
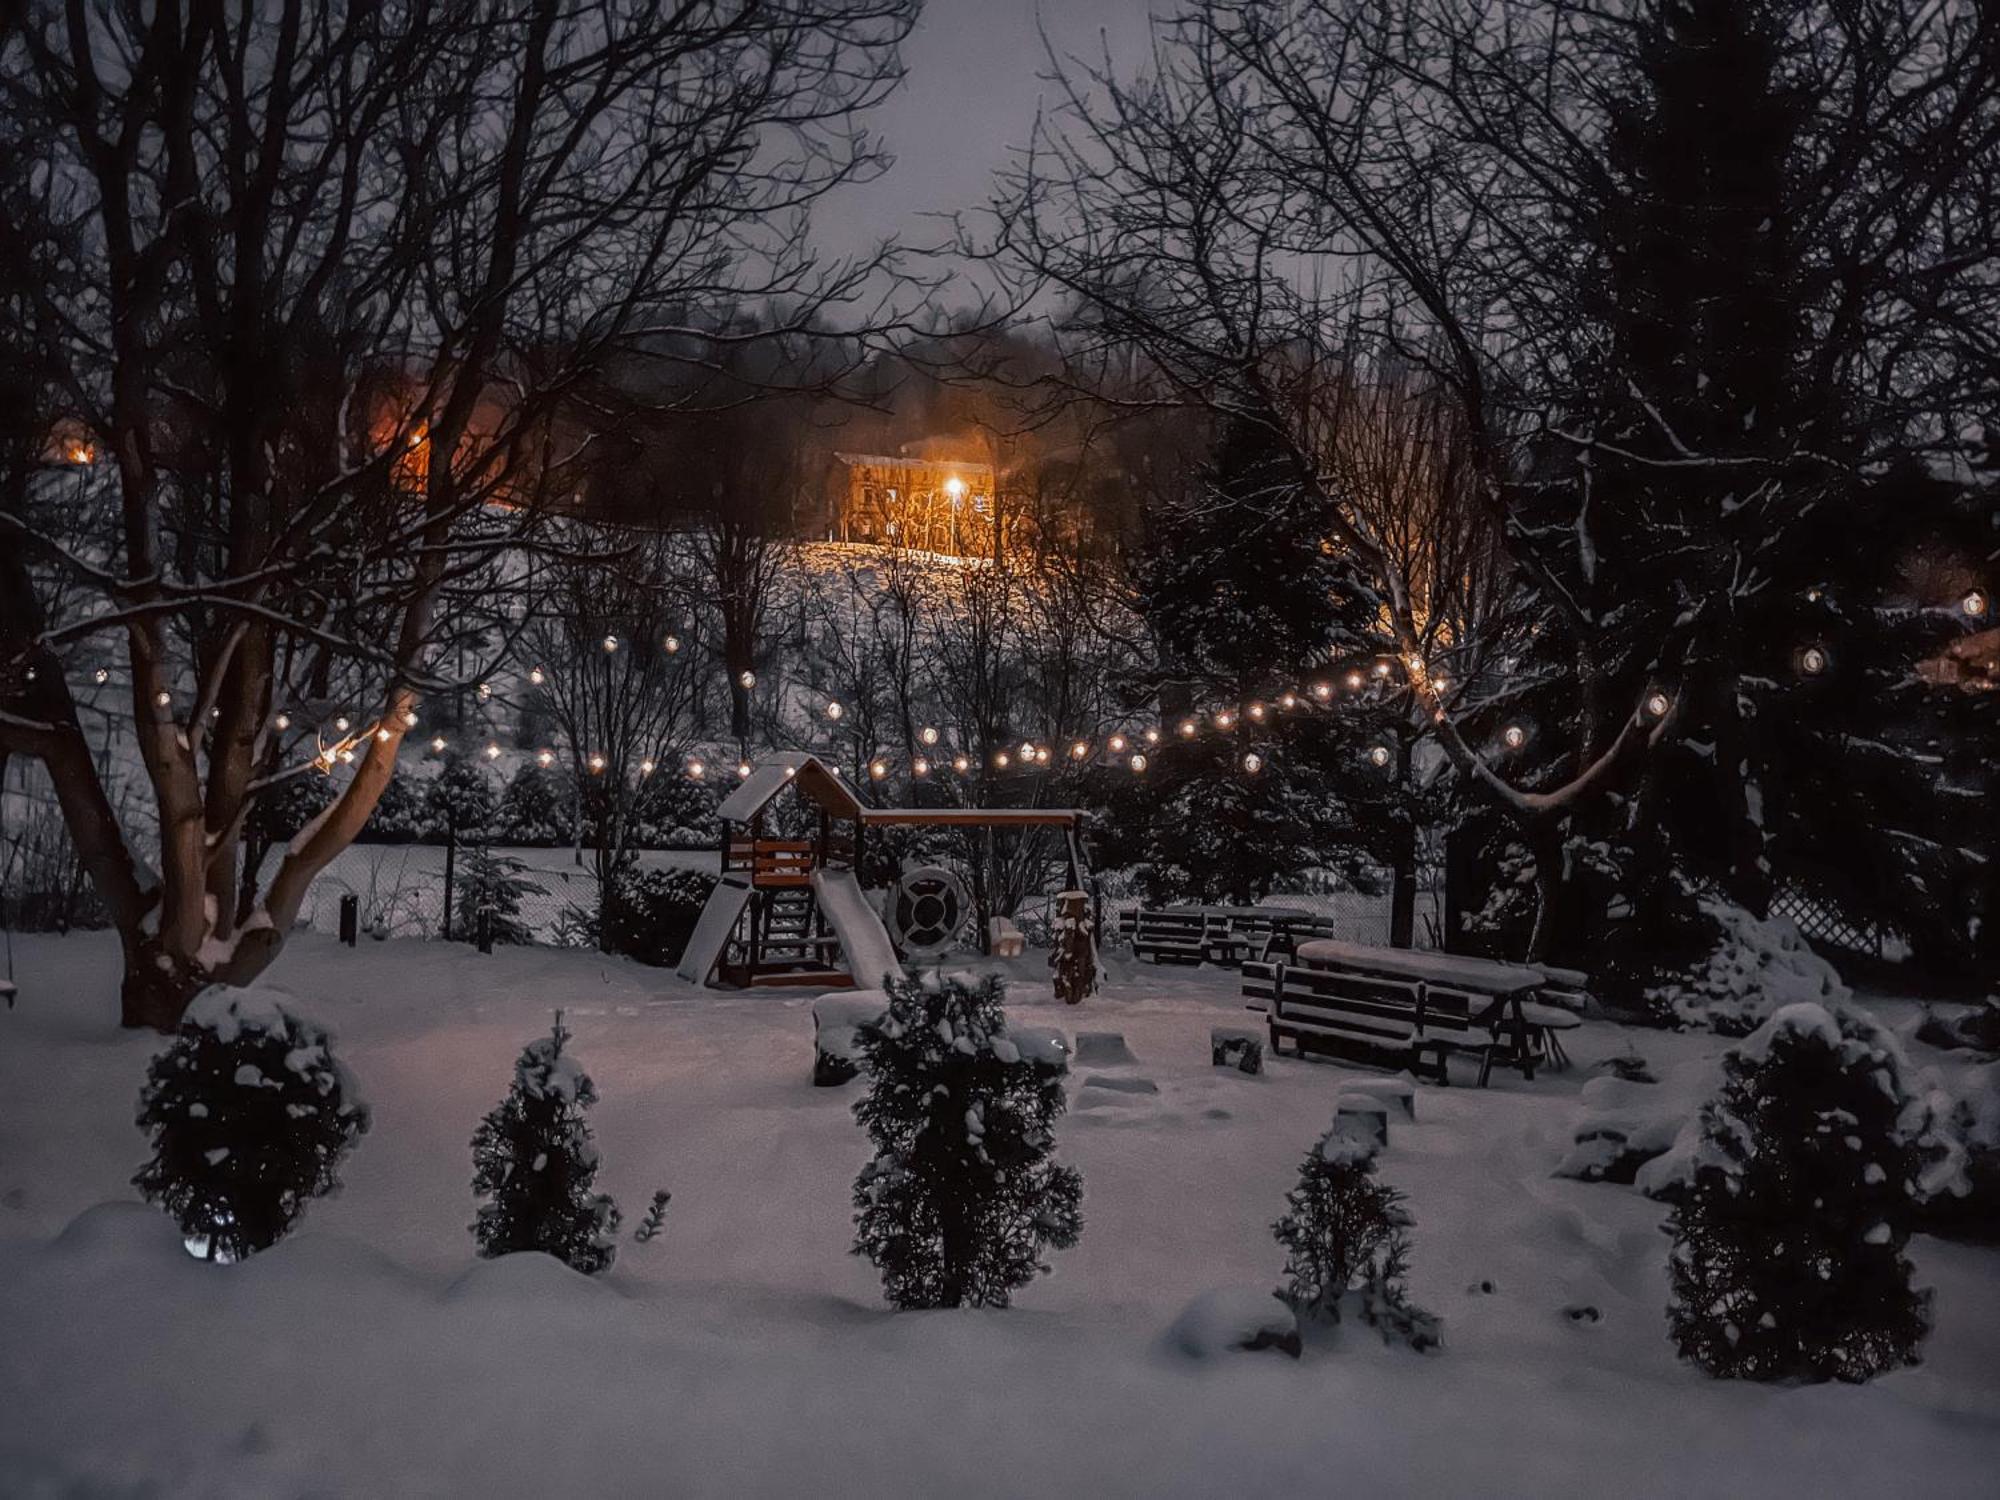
[715,752,863,823]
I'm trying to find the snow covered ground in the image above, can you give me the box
[1,932,1996,1498]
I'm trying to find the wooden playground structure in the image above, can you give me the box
[677,753,1087,990]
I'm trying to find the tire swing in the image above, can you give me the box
[888,865,971,961]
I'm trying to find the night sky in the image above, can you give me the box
[815,0,1160,266]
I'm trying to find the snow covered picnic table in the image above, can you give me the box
[1292,941,1550,996]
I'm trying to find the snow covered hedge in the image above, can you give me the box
[1645,897,1848,1034]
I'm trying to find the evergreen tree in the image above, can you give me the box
[1273,1121,1438,1349]
[425,759,499,842]
[1668,1002,1931,1382]
[452,846,541,947]
[1122,414,1389,902]
[852,974,1082,1308]
[470,1015,621,1273]
[496,762,575,846]
[134,987,369,1261]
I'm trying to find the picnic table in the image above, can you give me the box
[1120,903,1329,965]
[1249,939,1584,1084]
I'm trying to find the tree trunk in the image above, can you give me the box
[118,935,206,1032]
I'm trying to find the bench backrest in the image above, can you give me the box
[1255,961,1489,1043]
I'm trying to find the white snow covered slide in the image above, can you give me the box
[812,868,903,989]
[675,879,752,985]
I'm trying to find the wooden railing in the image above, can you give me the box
[724,838,815,887]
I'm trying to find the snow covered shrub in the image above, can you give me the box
[496,762,574,846]
[1646,897,1847,1034]
[358,771,428,843]
[133,987,369,1262]
[1667,1002,1931,1382]
[470,1015,621,1273]
[452,847,541,947]
[1049,890,1096,1005]
[600,864,717,967]
[1914,1060,2000,1244]
[1273,1122,1439,1350]
[424,759,498,839]
[851,974,1082,1309]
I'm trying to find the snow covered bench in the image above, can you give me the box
[1130,908,1220,965]
[1248,956,1541,1087]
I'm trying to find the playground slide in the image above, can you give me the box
[812,868,904,990]
[675,879,752,985]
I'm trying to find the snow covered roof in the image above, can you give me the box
[714,753,864,823]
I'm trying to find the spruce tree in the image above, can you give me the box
[470,1015,621,1273]
[1273,1121,1439,1349]
[134,987,369,1261]
[852,974,1082,1308]
[1667,1002,1931,1381]
[452,846,541,947]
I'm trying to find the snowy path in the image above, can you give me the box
[1,934,1996,1497]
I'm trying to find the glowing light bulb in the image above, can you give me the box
[1071,740,1091,759]
[737,670,756,690]
[663,635,681,654]
[537,749,555,768]
[825,700,843,720]
[1144,727,1160,744]
[483,742,501,760]
[994,751,1010,769]
[687,759,705,779]
[1502,724,1526,750]
[529,667,545,686]
[1247,702,1266,721]
[1179,719,1197,738]
[274,713,290,731]
[375,727,391,743]
[1346,671,1365,690]
[1312,681,1333,701]
[1279,693,1297,710]
[1108,734,1127,754]
[602,635,619,653]
[1373,661,1392,679]
[1129,753,1148,772]
[914,757,930,776]
[639,758,656,776]
[335,716,351,732]
[1242,752,1262,773]
[1369,745,1391,768]
[93,667,109,684]
[1215,711,1234,730]
[1645,691,1672,719]
[476,683,491,701]
[338,748,355,764]
[869,760,887,780]
[737,762,752,779]
[1799,646,1828,676]
[944,475,966,501]
[919,725,939,746]
[1963,589,1989,619]
[1034,746,1050,765]
[402,709,419,728]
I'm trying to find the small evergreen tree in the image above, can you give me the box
[1668,1001,1931,1382]
[134,987,369,1261]
[1274,1122,1438,1349]
[852,974,1082,1308]
[1049,890,1096,1005]
[453,846,541,947]
[425,759,498,841]
[470,1015,621,1273]
[496,762,574,846]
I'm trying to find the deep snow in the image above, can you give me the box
[1,932,1996,1498]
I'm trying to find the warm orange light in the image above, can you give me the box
[64,441,96,467]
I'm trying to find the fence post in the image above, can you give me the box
[338,893,359,947]
[441,806,457,942]
[476,905,493,955]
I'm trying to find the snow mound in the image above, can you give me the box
[183,984,294,1044]
[446,1251,618,1304]
[997,1023,1070,1071]
[1073,1032,1137,1067]
[1651,900,1848,1035]
[48,1201,186,1264]
[1165,1288,1301,1360]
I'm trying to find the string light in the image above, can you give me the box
[1070,740,1090,760]
[274,713,290,731]
[1799,646,1828,677]
[93,667,109,684]
[428,732,448,751]
[869,759,887,780]
[1373,661,1392,679]
[994,751,1011,769]
[476,683,492,701]
[1279,692,1297,710]
[1345,671,1365,690]
[1214,710,1234,730]
[1178,719,1197,738]
[663,635,681,654]
[538,749,556,768]
[1129,753,1148,772]
[1034,746,1050,765]
[375,727,392,743]
[1965,589,1989,619]
[737,670,756,690]
[737,762,752,779]
[1108,734,1127,754]
[1143,727,1160,744]
[1368,744,1392,768]
[919,725,940,746]
[529,667,545,686]
[686,758,705,779]
[334,716,351,732]
[586,753,605,773]
[402,709,419,728]
[1242,752,1262,773]
[825,700,843,721]
[602,635,620,653]
[1502,724,1526,750]
[1312,681,1333,701]
[1645,691,1672,719]
[952,755,970,773]
[483,742,502,760]
[639,758,656,776]
[913,757,930,776]
[1247,702,1266,721]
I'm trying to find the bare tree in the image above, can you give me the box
[0,0,917,1027]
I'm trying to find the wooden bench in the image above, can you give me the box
[1130,907,1223,965]
[1244,959,1535,1087]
